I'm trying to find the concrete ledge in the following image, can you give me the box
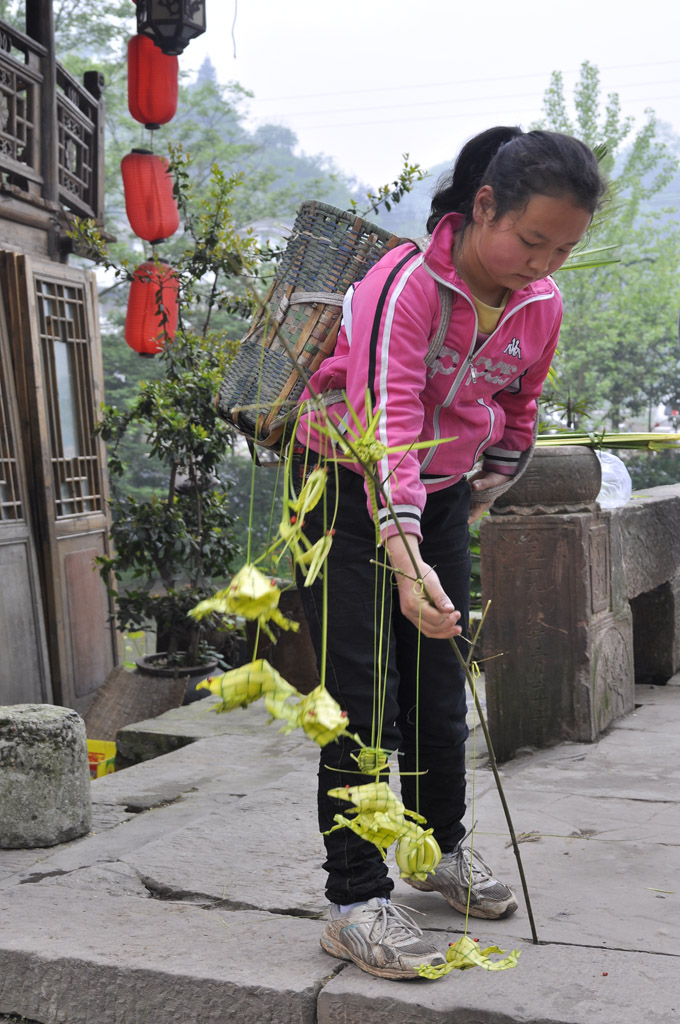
[115,695,242,767]
[318,945,679,1024]
[0,890,332,1024]
[614,485,680,599]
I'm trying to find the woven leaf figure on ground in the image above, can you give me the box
[325,781,441,880]
[416,935,521,979]
[190,564,299,641]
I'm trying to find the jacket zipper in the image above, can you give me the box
[419,273,555,471]
[472,398,495,465]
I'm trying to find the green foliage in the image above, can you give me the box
[94,323,244,665]
[69,158,262,667]
[620,449,680,489]
[219,453,286,569]
[0,0,133,55]
[350,154,428,216]
[534,61,680,431]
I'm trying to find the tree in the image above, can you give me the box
[0,0,132,54]
[534,62,680,431]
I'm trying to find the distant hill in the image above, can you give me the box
[370,144,680,239]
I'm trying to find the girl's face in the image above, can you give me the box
[465,187,592,303]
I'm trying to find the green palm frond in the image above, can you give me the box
[558,244,619,271]
[537,432,680,451]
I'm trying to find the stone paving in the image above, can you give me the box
[0,677,678,1024]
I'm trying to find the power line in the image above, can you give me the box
[252,60,680,104]
[269,81,680,122]
[276,94,680,133]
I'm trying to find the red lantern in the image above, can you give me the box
[121,149,180,244]
[125,260,179,356]
[128,35,178,129]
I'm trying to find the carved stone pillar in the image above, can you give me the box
[479,447,634,761]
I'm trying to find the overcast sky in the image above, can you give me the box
[182,0,680,189]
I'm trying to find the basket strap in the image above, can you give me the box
[424,283,454,367]
[283,286,451,425]
[274,290,344,324]
[291,290,345,306]
[272,388,345,434]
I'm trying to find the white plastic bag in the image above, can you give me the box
[595,450,632,509]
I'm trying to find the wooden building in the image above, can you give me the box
[0,1,117,713]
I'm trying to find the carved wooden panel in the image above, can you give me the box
[1,250,116,711]
[0,534,51,702]
[0,332,22,522]
[0,280,51,704]
[0,17,105,228]
[64,547,113,699]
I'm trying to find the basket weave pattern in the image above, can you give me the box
[217,201,405,447]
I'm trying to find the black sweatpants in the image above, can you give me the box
[296,462,471,906]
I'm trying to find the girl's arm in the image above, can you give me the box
[468,470,510,523]
[342,256,437,542]
[490,304,562,461]
[470,302,563,518]
[385,533,462,638]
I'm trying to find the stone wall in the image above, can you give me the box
[479,450,680,761]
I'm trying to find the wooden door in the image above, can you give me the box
[2,251,117,712]
[0,291,52,705]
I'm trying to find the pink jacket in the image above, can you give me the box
[297,211,562,539]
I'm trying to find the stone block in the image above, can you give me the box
[0,704,91,848]
[613,485,680,599]
[481,511,634,760]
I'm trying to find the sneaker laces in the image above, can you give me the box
[450,827,495,887]
[366,901,427,946]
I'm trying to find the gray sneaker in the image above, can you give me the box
[320,898,446,980]
[404,840,519,919]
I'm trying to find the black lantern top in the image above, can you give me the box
[136,0,206,56]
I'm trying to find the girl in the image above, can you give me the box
[295,126,607,980]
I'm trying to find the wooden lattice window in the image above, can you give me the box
[0,61,36,171]
[0,361,22,521]
[36,277,103,518]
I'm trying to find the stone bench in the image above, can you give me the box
[0,704,91,848]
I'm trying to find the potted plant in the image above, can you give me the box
[95,327,243,678]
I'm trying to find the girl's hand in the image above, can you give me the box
[385,535,461,639]
[468,469,509,523]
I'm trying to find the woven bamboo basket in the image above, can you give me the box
[217,200,407,448]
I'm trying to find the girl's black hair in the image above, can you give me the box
[427,126,608,233]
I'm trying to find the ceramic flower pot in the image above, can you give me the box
[135,652,219,704]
